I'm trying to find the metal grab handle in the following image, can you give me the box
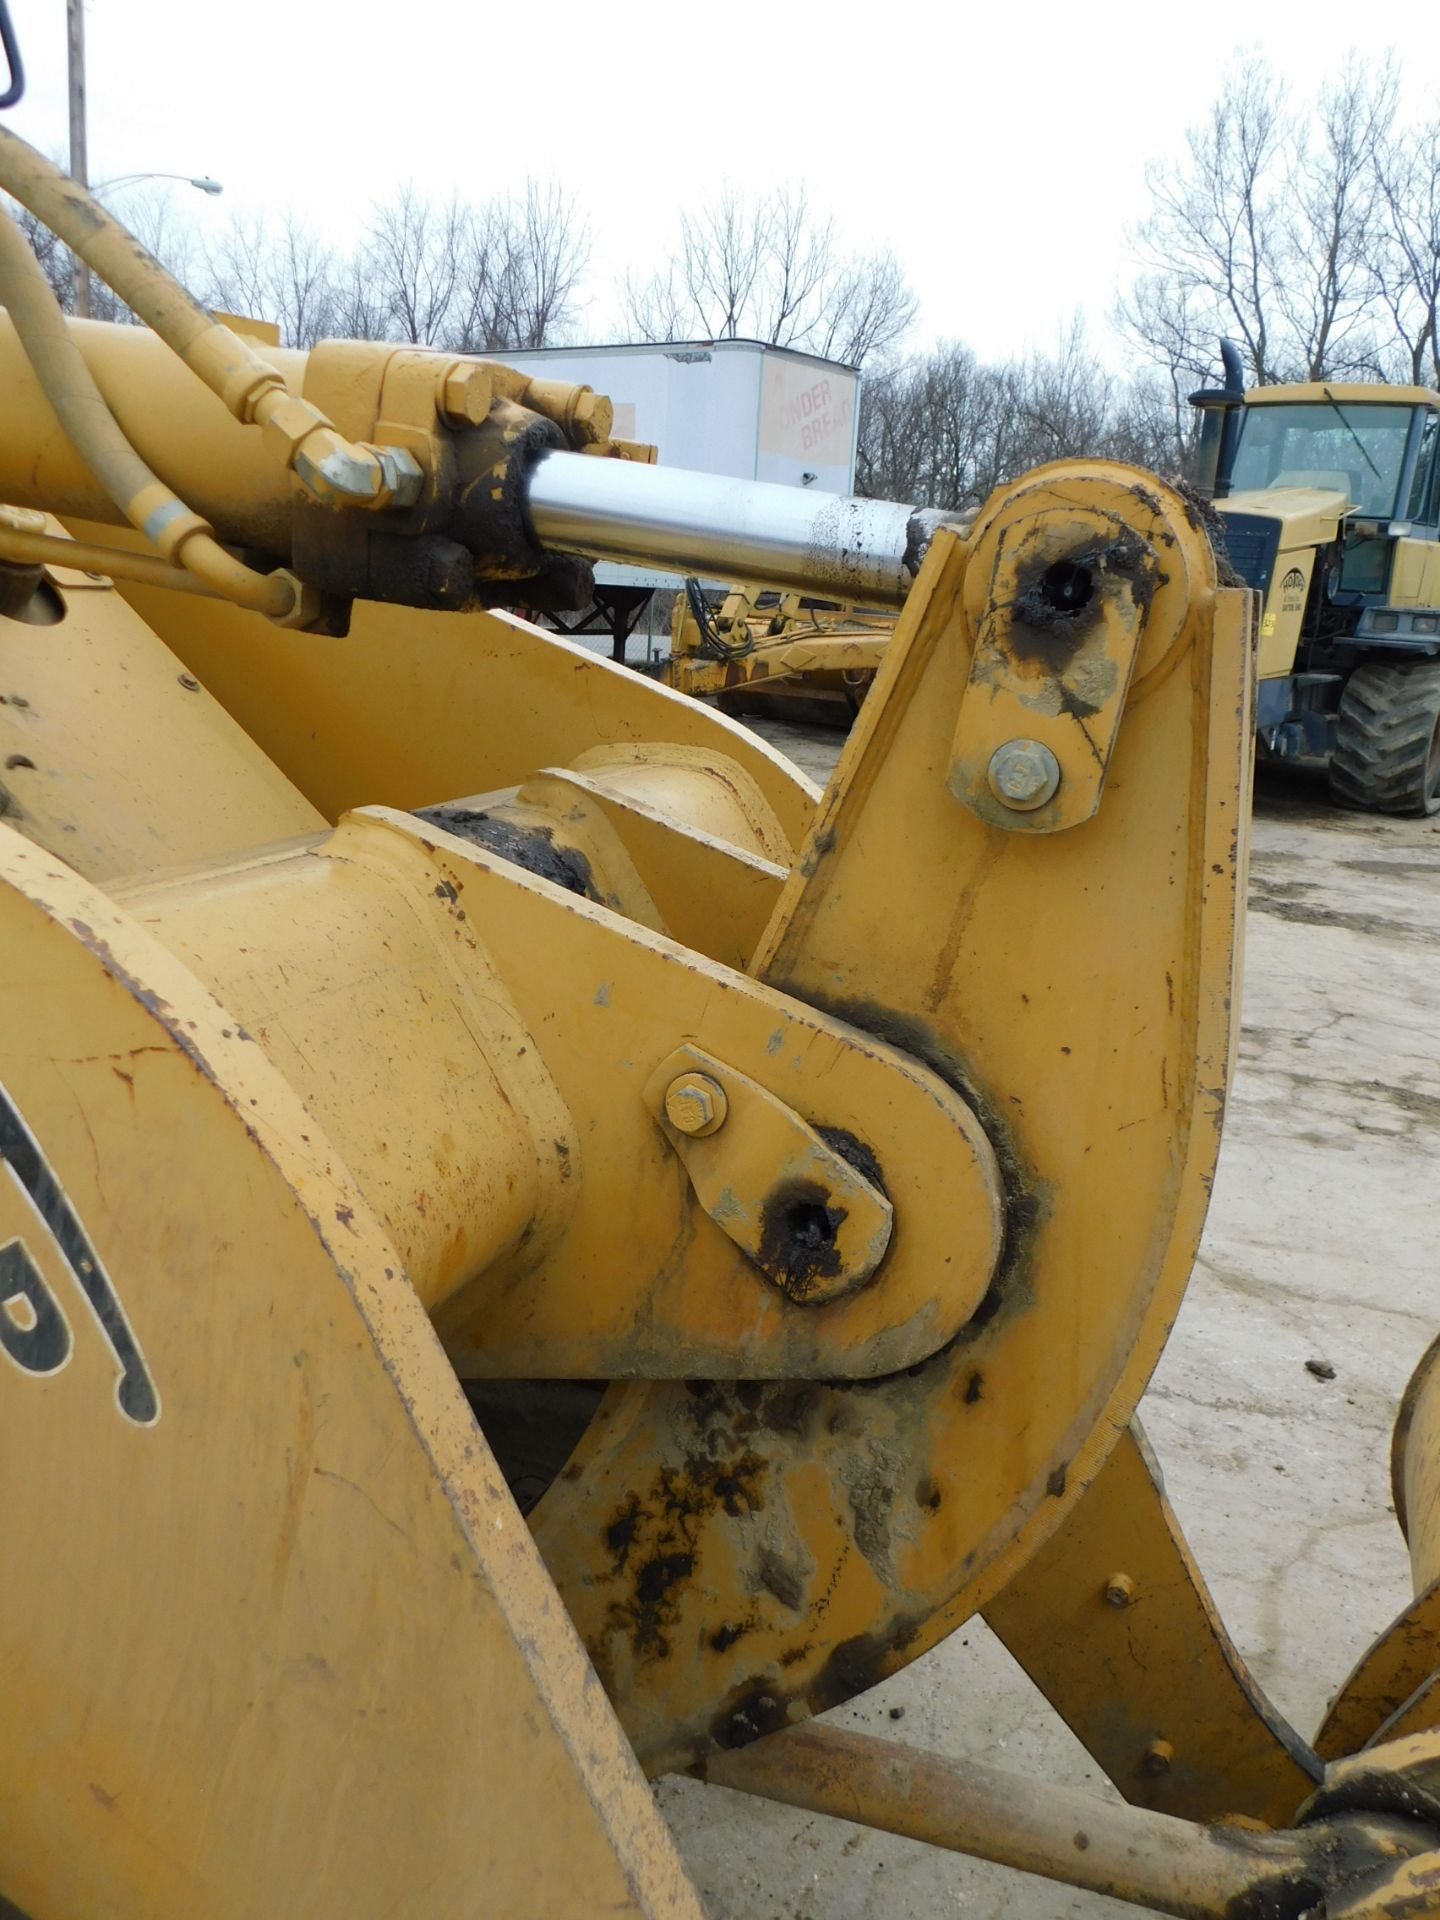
[0,0,25,108]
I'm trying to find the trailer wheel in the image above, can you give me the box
[1330,661,1440,817]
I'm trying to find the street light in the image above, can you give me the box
[72,173,224,319]
[94,173,223,197]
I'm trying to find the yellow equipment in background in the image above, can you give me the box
[665,579,895,723]
[1194,344,1440,813]
[4,115,1440,1920]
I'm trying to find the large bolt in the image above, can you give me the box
[1143,1740,1174,1777]
[987,738,1061,811]
[1104,1572,1136,1609]
[569,389,614,445]
[665,1072,728,1137]
[438,362,495,428]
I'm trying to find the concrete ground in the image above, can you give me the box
[657,718,1440,1920]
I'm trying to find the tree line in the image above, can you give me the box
[864,57,1440,506]
[13,54,1439,513]
[1121,58,1440,400]
[10,177,591,352]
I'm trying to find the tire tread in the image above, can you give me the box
[1330,661,1440,816]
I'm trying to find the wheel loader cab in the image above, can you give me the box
[1201,373,1440,815]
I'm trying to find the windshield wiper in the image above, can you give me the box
[1321,385,1382,488]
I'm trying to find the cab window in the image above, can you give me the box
[1228,401,1413,517]
[1407,411,1440,525]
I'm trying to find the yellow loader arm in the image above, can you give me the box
[1,123,1439,1920]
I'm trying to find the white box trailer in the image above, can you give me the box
[498,339,861,655]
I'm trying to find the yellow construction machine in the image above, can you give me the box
[5,91,1440,1920]
[671,353,1440,815]
[665,580,893,723]
[1195,341,1440,813]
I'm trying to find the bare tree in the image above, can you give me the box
[1103,371,1192,474]
[858,320,1189,513]
[506,181,589,346]
[813,249,920,367]
[1373,117,1440,387]
[1112,272,1209,457]
[1120,55,1432,393]
[205,213,340,347]
[854,342,981,505]
[623,183,915,366]
[679,186,771,338]
[361,187,467,346]
[1002,318,1117,468]
[456,182,591,351]
[857,340,1014,510]
[7,179,196,324]
[1121,60,1290,385]
[197,179,590,353]
[622,263,688,345]
[1276,58,1394,378]
[5,195,72,306]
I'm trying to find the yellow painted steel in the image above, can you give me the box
[97,568,820,850]
[534,471,1256,1776]
[1,414,1297,1916]
[0,506,234,599]
[946,470,1188,833]
[984,1422,1320,1823]
[1216,398,1440,694]
[667,584,895,717]
[0,202,304,619]
[0,316,297,548]
[0,832,702,1920]
[1221,486,1342,679]
[706,1725,1434,1919]
[0,126,417,513]
[510,752,791,969]
[1315,1338,1440,1758]
[1317,1581,1440,1759]
[0,527,322,881]
[118,803,1004,1380]
[1391,536,1440,610]
[0,301,644,614]
[4,245,1440,1912]
[1243,381,1440,408]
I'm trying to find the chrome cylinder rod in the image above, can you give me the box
[524,449,950,609]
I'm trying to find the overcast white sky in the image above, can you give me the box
[6,0,1438,364]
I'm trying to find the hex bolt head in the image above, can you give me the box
[987,738,1062,811]
[1104,1572,1136,1609]
[438,363,495,428]
[570,389,614,444]
[1143,1740,1174,1777]
[665,1072,728,1137]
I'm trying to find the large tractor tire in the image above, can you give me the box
[1330,660,1440,816]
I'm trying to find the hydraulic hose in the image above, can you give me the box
[0,198,298,618]
[0,509,228,599]
[0,125,417,509]
[686,576,751,663]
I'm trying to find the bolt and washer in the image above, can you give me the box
[665,1072,729,1137]
[987,738,1061,811]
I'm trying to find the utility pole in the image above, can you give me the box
[67,0,88,317]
